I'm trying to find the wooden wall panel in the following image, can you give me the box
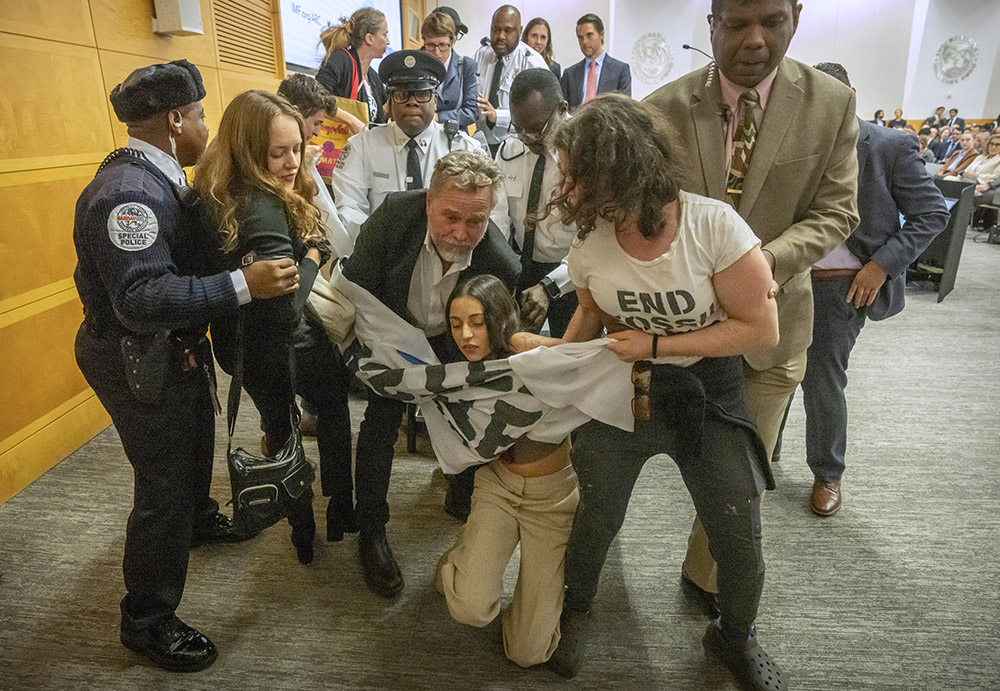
[219,69,281,106]
[97,51,224,149]
[89,0,218,67]
[0,33,115,173]
[0,298,89,442]
[0,0,96,46]
[0,166,94,304]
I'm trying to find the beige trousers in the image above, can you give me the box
[435,459,579,667]
[682,349,808,592]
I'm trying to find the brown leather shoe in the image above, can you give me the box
[810,480,842,516]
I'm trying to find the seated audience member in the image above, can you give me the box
[422,9,478,129]
[435,275,578,668]
[331,49,483,239]
[523,17,561,79]
[871,109,885,126]
[937,130,980,179]
[194,90,332,564]
[923,106,947,129]
[932,126,958,162]
[276,73,359,544]
[888,108,906,129]
[491,69,577,336]
[316,8,389,125]
[965,133,1000,185]
[918,134,935,163]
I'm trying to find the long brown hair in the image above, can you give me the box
[320,7,385,62]
[550,93,684,241]
[194,90,321,254]
[523,17,554,66]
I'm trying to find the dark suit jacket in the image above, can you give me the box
[946,116,965,131]
[437,53,478,128]
[560,54,632,108]
[342,189,520,322]
[549,61,562,80]
[849,119,949,320]
[645,58,859,370]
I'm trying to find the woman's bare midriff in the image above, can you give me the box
[499,438,571,478]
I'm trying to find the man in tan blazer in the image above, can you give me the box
[646,0,859,662]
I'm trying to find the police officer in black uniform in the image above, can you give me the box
[73,59,300,672]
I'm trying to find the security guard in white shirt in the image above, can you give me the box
[491,68,577,336]
[331,49,484,240]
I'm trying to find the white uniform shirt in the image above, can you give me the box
[331,120,484,240]
[474,41,548,146]
[490,136,575,293]
[407,230,470,337]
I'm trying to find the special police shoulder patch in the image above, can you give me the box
[107,202,158,251]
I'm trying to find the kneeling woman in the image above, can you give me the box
[194,90,330,563]
[435,275,578,668]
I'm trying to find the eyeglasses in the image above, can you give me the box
[389,89,435,104]
[508,102,561,145]
[424,38,453,54]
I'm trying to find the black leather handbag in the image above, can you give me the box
[225,316,315,537]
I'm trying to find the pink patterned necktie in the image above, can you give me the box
[584,59,598,103]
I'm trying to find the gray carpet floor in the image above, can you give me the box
[1,230,998,691]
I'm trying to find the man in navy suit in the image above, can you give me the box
[559,13,631,108]
[803,63,949,516]
[945,108,965,132]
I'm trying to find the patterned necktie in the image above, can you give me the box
[584,59,598,103]
[726,88,760,211]
[405,138,421,191]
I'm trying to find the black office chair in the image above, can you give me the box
[907,179,975,301]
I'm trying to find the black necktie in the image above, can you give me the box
[405,138,421,190]
[488,55,504,108]
[520,154,546,268]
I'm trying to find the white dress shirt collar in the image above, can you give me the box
[127,136,187,186]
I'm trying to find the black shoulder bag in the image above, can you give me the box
[226,314,315,537]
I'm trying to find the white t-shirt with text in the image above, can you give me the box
[567,190,759,366]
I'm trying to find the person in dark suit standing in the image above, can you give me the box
[945,108,965,132]
[342,151,520,598]
[560,13,632,108]
[801,63,949,516]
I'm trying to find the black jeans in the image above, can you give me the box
[76,325,218,629]
[292,314,354,506]
[564,379,766,642]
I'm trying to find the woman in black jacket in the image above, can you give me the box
[316,8,389,125]
[194,90,330,563]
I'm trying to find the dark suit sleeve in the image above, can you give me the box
[559,68,572,105]
[342,192,400,298]
[869,136,950,278]
[316,51,352,98]
[618,61,632,96]
[437,56,479,127]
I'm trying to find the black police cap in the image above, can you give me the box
[378,50,446,91]
[109,59,206,123]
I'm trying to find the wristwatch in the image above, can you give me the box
[539,276,561,300]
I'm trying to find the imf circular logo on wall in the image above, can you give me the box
[631,33,673,85]
[934,36,978,85]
